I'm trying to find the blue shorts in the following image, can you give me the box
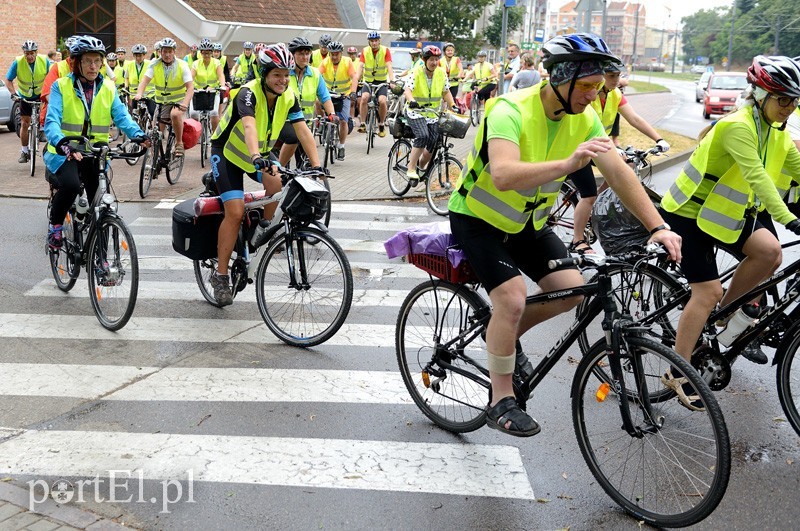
[336,98,351,121]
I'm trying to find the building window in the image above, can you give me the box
[57,0,116,51]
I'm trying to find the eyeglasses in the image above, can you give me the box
[770,94,800,107]
[81,59,103,67]
[574,79,605,92]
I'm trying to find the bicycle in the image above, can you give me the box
[467,78,495,126]
[194,87,222,168]
[363,82,388,154]
[138,102,185,198]
[576,238,800,438]
[318,114,339,169]
[14,95,42,176]
[386,110,465,216]
[395,246,730,527]
[185,167,353,347]
[121,95,152,166]
[47,137,146,330]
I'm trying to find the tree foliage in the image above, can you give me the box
[484,5,526,48]
[390,0,493,44]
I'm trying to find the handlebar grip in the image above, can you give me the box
[548,257,581,270]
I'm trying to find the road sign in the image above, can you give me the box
[504,0,516,6]
[534,29,545,42]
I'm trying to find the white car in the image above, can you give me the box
[690,65,706,74]
[695,71,713,102]
[0,85,18,132]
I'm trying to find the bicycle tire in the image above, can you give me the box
[572,336,730,528]
[200,119,208,168]
[87,216,139,331]
[366,108,375,154]
[387,139,412,196]
[48,210,78,292]
[165,131,184,184]
[193,257,237,307]
[425,154,461,216]
[776,330,800,437]
[396,280,489,433]
[322,178,332,228]
[138,146,156,198]
[470,95,480,126]
[29,122,37,176]
[255,226,353,347]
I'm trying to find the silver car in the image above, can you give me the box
[695,71,713,102]
[0,84,18,132]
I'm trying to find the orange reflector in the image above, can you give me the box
[421,371,431,388]
[65,213,72,223]
[121,240,129,251]
[95,287,102,300]
[595,382,611,402]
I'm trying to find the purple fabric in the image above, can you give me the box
[384,222,467,267]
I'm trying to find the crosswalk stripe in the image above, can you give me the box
[0,314,397,347]
[131,217,427,233]
[0,430,535,499]
[26,281,414,306]
[134,235,389,253]
[0,363,159,399]
[154,201,432,217]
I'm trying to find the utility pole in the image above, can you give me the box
[631,4,640,69]
[601,0,608,39]
[774,14,781,54]
[727,0,736,72]
[671,26,678,74]
[498,0,512,96]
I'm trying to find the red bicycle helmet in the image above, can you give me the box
[747,55,800,98]
[422,45,442,60]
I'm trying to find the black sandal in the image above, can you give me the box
[567,239,595,255]
[485,396,541,437]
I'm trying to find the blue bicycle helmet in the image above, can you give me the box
[367,31,380,40]
[243,41,254,50]
[541,33,620,70]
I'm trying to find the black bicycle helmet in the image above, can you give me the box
[327,41,343,53]
[319,34,332,47]
[288,37,313,53]
[541,33,620,71]
[69,35,106,58]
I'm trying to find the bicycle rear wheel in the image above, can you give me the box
[387,139,412,196]
[425,154,461,216]
[366,109,374,154]
[49,211,78,292]
[200,119,208,168]
[396,281,489,433]
[469,95,480,126]
[255,226,353,347]
[139,146,156,198]
[87,216,139,331]
[166,131,184,184]
[547,181,580,244]
[29,123,37,176]
[573,336,730,528]
[776,330,800,437]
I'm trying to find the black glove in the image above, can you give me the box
[311,165,330,177]
[55,137,75,157]
[408,101,420,109]
[253,157,272,171]
[132,135,148,144]
[787,219,800,235]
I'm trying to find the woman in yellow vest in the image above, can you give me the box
[567,61,670,254]
[105,53,125,90]
[44,36,148,249]
[4,40,51,163]
[448,33,681,436]
[126,44,154,115]
[191,38,226,131]
[319,41,358,160]
[462,50,496,104]
[402,46,455,187]
[661,56,800,380]
[440,42,463,100]
[230,41,256,85]
[208,44,324,307]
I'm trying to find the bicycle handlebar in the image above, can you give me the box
[548,243,666,271]
[60,135,147,159]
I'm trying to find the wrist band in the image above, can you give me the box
[655,138,664,143]
[649,223,669,235]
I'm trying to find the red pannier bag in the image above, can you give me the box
[182,118,202,150]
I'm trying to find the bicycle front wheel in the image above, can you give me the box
[87,216,139,330]
[396,281,490,433]
[139,147,156,198]
[29,123,37,176]
[776,330,800,437]
[469,95,480,126]
[49,211,78,292]
[573,336,730,528]
[200,121,208,168]
[366,109,375,154]
[387,139,412,196]
[426,155,461,216]
[255,226,353,347]
[166,133,184,184]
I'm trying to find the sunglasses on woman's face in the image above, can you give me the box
[771,94,800,107]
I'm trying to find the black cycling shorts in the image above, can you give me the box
[362,83,389,99]
[19,97,40,117]
[449,211,576,294]
[660,209,777,283]
[567,162,598,198]
[209,146,261,202]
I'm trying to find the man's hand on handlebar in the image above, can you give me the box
[253,156,273,172]
[648,229,682,263]
[132,135,152,149]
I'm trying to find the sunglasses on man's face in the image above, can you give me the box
[574,79,604,92]
[771,94,800,108]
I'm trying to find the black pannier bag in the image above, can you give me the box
[281,177,330,223]
[172,198,222,260]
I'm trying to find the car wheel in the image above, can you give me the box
[703,108,711,119]
[9,100,19,135]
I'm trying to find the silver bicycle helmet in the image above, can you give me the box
[131,44,147,54]
[69,35,106,57]
[22,40,38,52]
[160,38,177,50]
[198,38,213,51]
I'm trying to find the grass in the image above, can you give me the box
[626,80,669,94]
[616,119,697,154]
[629,70,702,82]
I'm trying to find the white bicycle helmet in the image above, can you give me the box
[22,40,38,52]
[69,35,106,57]
[258,43,295,76]
[160,38,177,50]
[213,42,223,52]
[131,44,147,54]
[198,38,213,51]
[106,53,117,61]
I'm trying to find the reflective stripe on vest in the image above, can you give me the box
[591,88,622,133]
[440,56,461,81]
[322,57,353,95]
[194,58,221,88]
[152,59,187,103]
[411,66,445,107]
[212,79,295,173]
[290,68,322,120]
[362,46,388,82]
[47,76,115,154]
[127,60,154,97]
[455,82,596,233]
[15,55,48,97]
[662,106,792,243]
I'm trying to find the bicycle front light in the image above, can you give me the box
[102,193,117,212]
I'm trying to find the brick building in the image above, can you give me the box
[1,0,394,79]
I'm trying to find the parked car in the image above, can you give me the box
[703,72,748,119]
[0,84,18,133]
[690,64,707,74]
[695,71,713,102]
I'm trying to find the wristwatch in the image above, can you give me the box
[649,223,671,235]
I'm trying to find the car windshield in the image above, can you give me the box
[391,49,413,73]
[710,76,748,90]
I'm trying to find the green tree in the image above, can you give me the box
[390,0,493,50]
[681,8,726,63]
[483,5,526,48]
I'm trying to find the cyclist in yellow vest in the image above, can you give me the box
[126,44,154,115]
[441,42,463,100]
[448,33,681,435]
[310,34,331,69]
[661,56,800,374]
[462,49,496,104]
[212,42,230,83]
[134,37,194,157]
[44,35,148,250]
[347,46,361,80]
[208,44,324,306]
[319,41,359,160]
[403,46,455,186]
[358,31,395,137]
[151,41,161,60]
[278,37,337,164]
[183,44,200,68]
[106,53,125,90]
[4,40,51,163]
[230,41,256,86]
[115,47,126,69]
[398,48,423,79]
[567,61,669,254]
[190,38,226,131]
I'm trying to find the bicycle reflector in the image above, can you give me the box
[421,371,431,388]
[595,382,611,402]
